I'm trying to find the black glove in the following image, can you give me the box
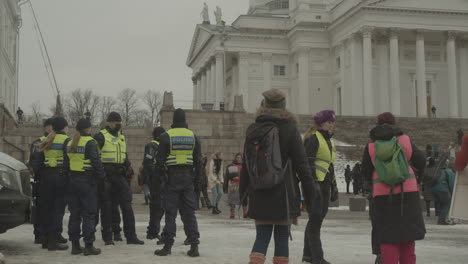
[330,183,339,202]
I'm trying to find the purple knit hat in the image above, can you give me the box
[313,110,336,125]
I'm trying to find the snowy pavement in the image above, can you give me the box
[1,194,468,264]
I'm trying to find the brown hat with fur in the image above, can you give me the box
[262,88,286,109]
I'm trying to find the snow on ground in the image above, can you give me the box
[1,194,468,264]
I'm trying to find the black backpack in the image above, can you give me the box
[243,122,284,190]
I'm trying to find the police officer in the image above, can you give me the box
[66,119,104,255]
[154,108,201,257]
[35,117,70,251]
[29,117,54,245]
[144,127,166,241]
[94,112,144,245]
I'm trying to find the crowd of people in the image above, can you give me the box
[26,88,468,264]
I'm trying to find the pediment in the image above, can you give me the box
[367,0,468,12]
[186,25,215,66]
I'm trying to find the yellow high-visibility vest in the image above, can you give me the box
[44,134,69,167]
[314,131,336,182]
[166,128,195,166]
[100,129,127,164]
[67,136,95,172]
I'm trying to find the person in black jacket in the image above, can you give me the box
[344,165,352,194]
[240,89,320,264]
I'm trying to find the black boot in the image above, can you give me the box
[41,236,48,249]
[127,236,145,245]
[83,243,101,256]
[215,206,222,214]
[47,234,69,251]
[113,233,123,241]
[154,244,172,256]
[104,240,115,246]
[56,234,68,244]
[71,240,83,255]
[144,196,149,205]
[212,207,220,215]
[187,244,200,257]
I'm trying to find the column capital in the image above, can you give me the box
[192,77,197,84]
[389,28,400,39]
[415,30,427,41]
[215,50,224,59]
[361,26,374,38]
[447,31,459,41]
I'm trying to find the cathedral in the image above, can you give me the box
[187,0,468,118]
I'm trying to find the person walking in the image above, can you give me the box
[455,133,468,171]
[144,127,166,242]
[154,108,201,257]
[352,163,362,195]
[16,107,24,124]
[428,158,456,225]
[196,155,212,209]
[35,117,70,251]
[362,112,426,264]
[29,117,54,245]
[224,153,246,219]
[240,89,320,264]
[94,112,144,246]
[66,118,103,255]
[302,109,339,264]
[208,152,224,215]
[344,164,352,194]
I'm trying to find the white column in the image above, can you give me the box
[349,33,364,115]
[297,48,310,115]
[389,28,401,115]
[460,41,468,118]
[447,31,459,118]
[196,75,202,110]
[215,52,224,110]
[263,53,272,92]
[338,42,346,114]
[416,30,428,117]
[377,37,389,113]
[192,77,197,110]
[362,26,374,116]
[238,52,250,111]
[206,64,212,106]
[201,71,207,106]
[210,60,217,108]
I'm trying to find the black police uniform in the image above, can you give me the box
[29,134,47,243]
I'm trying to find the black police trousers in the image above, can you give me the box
[147,179,165,237]
[68,173,98,244]
[98,166,137,241]
[303,181,331,261]
[38,168,67,237]
[31,180,43,239]
[161,169,200,245]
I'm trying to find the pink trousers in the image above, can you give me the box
[380,241,416,264]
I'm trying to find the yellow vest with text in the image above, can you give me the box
[67,136,95,172]
[314,131,336,182]
[44,134,69,167]
[100,129,127,164]
[166,128,195,167]
[151,140,159,165]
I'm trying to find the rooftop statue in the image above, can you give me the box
[214,6,223,25]
[201,3,210,24]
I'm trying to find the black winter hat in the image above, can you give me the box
[107,112,122,122]
[76,118,92,131]
[52,117,68,131]
[152,127,166,139]
[172,108,186,124]
[43,117,54,127]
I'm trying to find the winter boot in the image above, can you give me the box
[243,208,248,218]
[212,207,220,215]
[144,196,149,205]
[41,236,48,249]
[34,236,44,244]
[230,210,235,219]
[154,244,172,256]
[187,244,200,257]
[201,198,207,208]
[216,206,222,214]
[104,239,115,246]
[249,253,266,264]
[47,234,69,251]
[83,243,101,256]
[71,240,84,255]
[56,234,68,244]
[127,236,145,245]
[273,256,289,264]
[113,232,123,241]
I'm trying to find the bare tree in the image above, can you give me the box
[65,89,100,124]
[132,109,151,127]
[99,96,117,123]
[30,101,43,125]
[142,90,163,126]
[117,88,138,125]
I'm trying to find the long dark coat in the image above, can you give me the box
[362,124,426,244]
[239,107,316,224]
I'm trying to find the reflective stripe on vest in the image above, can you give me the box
[67,136,95,172]
[314,132,336,182]
[44,134,69,167]
[100,129,127,164]
[151,140,160,165]
[166,128,195,167]
[368,135,419,197]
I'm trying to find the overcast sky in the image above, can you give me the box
[19,0,248,114]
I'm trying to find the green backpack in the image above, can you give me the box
[374,136,410,186]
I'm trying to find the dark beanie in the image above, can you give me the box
[173,108,186,124]
[43,117,54,127]
[76,118,92,131]
[262,88,286,109]
[152,127,166,139]
[314,110,336,125]
[377,112,396,125]
[52,117,68,131]
[107,112,122,122]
